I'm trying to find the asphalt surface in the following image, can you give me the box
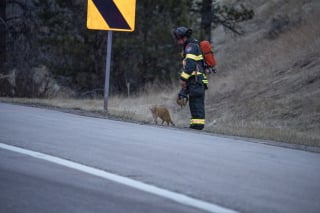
[0,149,201,213]
[0,102,320,213]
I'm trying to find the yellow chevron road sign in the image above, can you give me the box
[87,0,136,32]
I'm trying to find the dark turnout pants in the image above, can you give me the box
[189,93,205,130]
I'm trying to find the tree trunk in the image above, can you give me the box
[0,0,6,72]
[200,0,212,41]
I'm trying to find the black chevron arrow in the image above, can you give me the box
[92,0,131,30]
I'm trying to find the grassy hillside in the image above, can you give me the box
[203,0,320,145]
[1,0,319,146]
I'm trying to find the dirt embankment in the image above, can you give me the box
[201,0,320,145]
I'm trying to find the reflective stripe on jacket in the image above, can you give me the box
[180,71,208,86]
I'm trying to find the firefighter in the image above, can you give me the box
[172,26,208,130]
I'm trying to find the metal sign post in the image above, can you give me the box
[87,0,136,111]
[104,31,112,111]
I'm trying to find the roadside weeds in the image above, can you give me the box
[1,97,319,153]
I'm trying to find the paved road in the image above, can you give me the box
[0,103,320,213]
[0,148,201,213]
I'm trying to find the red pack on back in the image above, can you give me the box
[199,40,216,67]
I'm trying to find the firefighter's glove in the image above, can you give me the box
[178,89,188,101]
[177,89,189,108]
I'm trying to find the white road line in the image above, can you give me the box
[0,143,239,213]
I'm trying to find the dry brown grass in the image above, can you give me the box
[203,10,320,146]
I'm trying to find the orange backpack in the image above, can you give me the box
[199,40,217,69]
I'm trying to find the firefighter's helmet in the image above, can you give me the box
[173,26,192,40]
